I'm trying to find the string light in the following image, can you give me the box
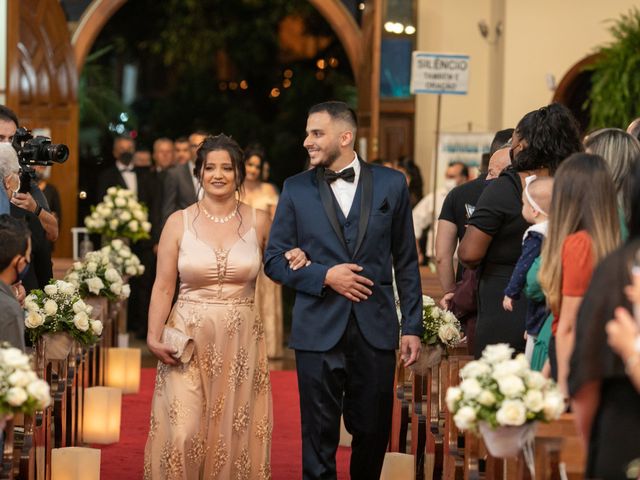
[283,79,292,88]
[219,82,228,91]
[229,81,238,90]
[315,71,325,80]
[270,87,281,98]
[240,80,248,90]
[316,59,326,70]
[328,57,339,68]
[283,69,293,78]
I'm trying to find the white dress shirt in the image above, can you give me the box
[329,153,360,218]
[116,160,137,195]
[188,160,204,200]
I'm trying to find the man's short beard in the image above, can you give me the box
[321,144,342,169]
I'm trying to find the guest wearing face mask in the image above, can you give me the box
[413,161,469,264]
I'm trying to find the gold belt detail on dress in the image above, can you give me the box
[176,295,255,306]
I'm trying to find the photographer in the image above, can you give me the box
[0,106,59,242]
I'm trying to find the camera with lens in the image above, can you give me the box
[11,127,69,193]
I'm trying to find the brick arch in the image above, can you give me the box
[72,0,363,85]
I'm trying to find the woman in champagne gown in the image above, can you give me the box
[145,135,274,479]
[242,146,283,358]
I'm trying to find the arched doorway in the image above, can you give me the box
[72,0,364,87]
[553,53,599,132]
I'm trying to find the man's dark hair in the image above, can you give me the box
[175,136,189,144]
[113,135,135,147]
[0,106,19,128]
[448,161,469,179]
[490,128,514,156]
[309,101,358,130]
[190,130,210,137]
[0,214,30,271]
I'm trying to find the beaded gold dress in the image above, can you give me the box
[144,208,272,479]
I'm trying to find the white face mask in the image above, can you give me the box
[36,166,51,180]
[443,178,457,192]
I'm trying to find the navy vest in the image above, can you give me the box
[330,180,363,257]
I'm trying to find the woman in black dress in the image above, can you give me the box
[458,104,582,358]
[569,162,640,480]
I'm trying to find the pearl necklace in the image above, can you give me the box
[201,201,239,223]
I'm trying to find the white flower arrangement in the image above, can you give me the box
[421,295,463,348]
[0,342,51,415]
[99,239,145,277]
[24,280,103,346]
[446,343,565,432]
[65,250,131,302]
[84,186,151,243]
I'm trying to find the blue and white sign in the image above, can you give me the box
[410,52,470,95]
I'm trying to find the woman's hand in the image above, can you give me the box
[285,248,310,270]
[147,336,179,365]
[606,307,639,362]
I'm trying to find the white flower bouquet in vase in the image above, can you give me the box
[446,343,565,459]
[24,280,103,358]
[410,295,463,376]
[84,186,151,243]
[0,342,52,425]
[65,250,131,302]
[99,239,145,278]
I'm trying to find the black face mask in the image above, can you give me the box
[15,258,30,283]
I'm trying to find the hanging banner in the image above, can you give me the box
[410,52,470,95]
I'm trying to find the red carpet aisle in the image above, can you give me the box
[99,369,351,479]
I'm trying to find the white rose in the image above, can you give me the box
[85,218,95,229]
[105,268,121,283]
[477,390,496,406]
[114,197,126,207]
[119,211,132,222]
[101,246,111,255]
[137,265,145,275]
[106,199,115,209]
[9,370,30,387]
[66,272,79,284]
[524,390,544,413]
[100,255,110,265]
[481,344,514,364]
[128,220,139,232]
[110,282,122,295]
[85,304,94,315]
[443,311,458,324]
[107,187,117,196]
[86,262,97,273]
[43,299,58,316]
[445,387,462,411]
[120,249,132,259]
[128,199,137,209]
[90,320,103,336]
[453,406,476,431]
[496,399,527,426]
[497,375,525,398]
[125,265,137,276]
[460,378,482,398]
[116,189,127,198]
[73,261,83,271]
[492,359,525,379]
[460,360,491,379]
[72,300,87,314]
[86,277,105,295]
[6,387,28,407]
[423,295,435,306]
[525,371,547,390]
[111,239,124,250]
[134,210,146,222]
[109,219,119,230]
[95,218,106,228]
[59,281,76,296]
[27,379,51,408]
[121,284,131,299]
[43,284,57,296]
[542,391,565,421]
[3,348,30,368]
[73,311,90,331]
[438,323,461,345]
[24,300,39,314]
[24,311,45,328]
[142,221,151,233]
[431,307,441,319]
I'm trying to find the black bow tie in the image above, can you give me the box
[324,167,355,184]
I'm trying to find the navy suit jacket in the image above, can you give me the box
[264,160,423,352]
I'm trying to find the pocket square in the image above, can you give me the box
[378,198,390,213]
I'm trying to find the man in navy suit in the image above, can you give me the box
[264,101,423,479]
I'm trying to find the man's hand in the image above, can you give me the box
[439,291,454,310]
[12,282,26,306]
[10,192,37,213]
[503,295,513,311]
[285,248,310,271]
[401,335,422,367]
[606,307,639,361]
[324,263,373,302]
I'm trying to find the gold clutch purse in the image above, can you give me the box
[161,327,195,363]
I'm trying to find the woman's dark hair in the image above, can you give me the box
[512,103,583,174]
[194,134,245,193]
[629,160,640,241]
[244,143,266,174]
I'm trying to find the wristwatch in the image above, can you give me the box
[33,204,42,217]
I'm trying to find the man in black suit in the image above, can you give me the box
[96,136,156,339]
[160,131,207,228]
